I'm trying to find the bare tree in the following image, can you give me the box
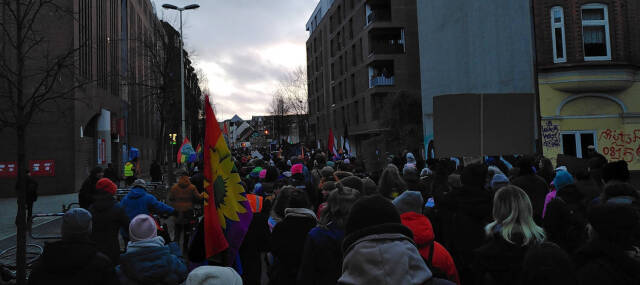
[0,1,91,283]
[269,92,293,143]
[271,66,309,144]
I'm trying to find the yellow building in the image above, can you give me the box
[535,1,640,169]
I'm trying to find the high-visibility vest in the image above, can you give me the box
[247,194,263,213]
[124,162,134,177]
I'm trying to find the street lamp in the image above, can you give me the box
[162,3,200,142]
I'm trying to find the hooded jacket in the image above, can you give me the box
[400,212,461,285]
[116,236,187,285]
[89,193,130,263]
[339,223,451,285]
[169,176,202,212]
[270,208,318,285]
[297,223,345,285]
[120,187,174,220]
[473,232,533,285]
[28,239,118,285]
[543,184,587,253]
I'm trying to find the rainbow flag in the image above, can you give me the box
[203,97,253,260]
[177,138,192,164]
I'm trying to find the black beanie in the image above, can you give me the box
[588,204,639,246]
[345,195,401,236]
[602,160,630,183]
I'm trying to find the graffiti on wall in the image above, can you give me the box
[599,129,640,163]
[542,121,560,148]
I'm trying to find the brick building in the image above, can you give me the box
[306,0,422,170]
[534,0,640,169]
[0,0,164,197]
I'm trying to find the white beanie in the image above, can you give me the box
[185,266,242,285]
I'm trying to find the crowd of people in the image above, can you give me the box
[25,148,640,284]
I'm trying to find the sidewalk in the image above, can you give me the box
[0,193,77,240]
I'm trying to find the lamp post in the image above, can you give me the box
[162,3,200,142]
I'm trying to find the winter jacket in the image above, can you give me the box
[339,223,454,285]
[239,199,272,285]
[28,239,118,285]
[120,187,174,220]
[79,176,100,209]
[400,212,461,285]
[89,193,130,264]
[473,232,533,285]
[269,208,317,285]
[574,239,640,285]
[543,185,588,254]
[512,174,549,221]
[297,223,345,285]
[116,236,188,285]
[168,176,202,212]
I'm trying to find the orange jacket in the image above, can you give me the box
[169,176,202,212]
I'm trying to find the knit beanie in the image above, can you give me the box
[361,177,378,196]
[61,208,93,240]
[259,169,267,179]
[95,178,117,196]
[185,266,242,285]
[420,167,433,177]
[552,170,574,190]
[491,174,510,189]
[129,214,158,242]
[345,195,401,236]
[320,166,335,178]
[291,164,304,175]
[250,167,263,178]
[131,179,148,190]
[340,176,363,192]
[392,191,423,214]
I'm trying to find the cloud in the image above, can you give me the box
[153,0,317,120]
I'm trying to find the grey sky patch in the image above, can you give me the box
[152,0,317,120]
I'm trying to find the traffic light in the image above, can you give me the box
[169,133,177,145]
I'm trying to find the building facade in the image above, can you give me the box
[306,0,422,170]
[534,0,640,169]
[0,0,163,197]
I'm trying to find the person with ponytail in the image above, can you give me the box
[297,183,360,285]
[473,185,545,285]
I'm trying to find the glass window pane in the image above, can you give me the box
[553,9,562,23]
[555,28,564,58]
[583,26,607,57]
[580,133,595,158]
[582,8,605,20]
[562,134,577,157]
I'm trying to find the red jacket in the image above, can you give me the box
[400,212,461,285]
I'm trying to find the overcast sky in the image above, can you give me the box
[152,0,317,121]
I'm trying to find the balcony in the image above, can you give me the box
[369,28,405,55]
[365,2,391,26]
[370,76,394,87]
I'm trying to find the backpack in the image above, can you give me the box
[425,242,451,281]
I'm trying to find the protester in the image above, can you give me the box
[89,178,130,264]
[520,242,577,285]
[543,170,587,254]
[377,164,407,199]
[269,187,318,284]
[103,163,119,185]
[28,209,118,285]
[168,172,203,251]
[602,160,631,184]
[574,203,640,284]
[120,179,175,220]
[438,163,493,284]
[489,173,509,193]
[190,165,205,193]
[473,185,546,285]
[239,182,272,285]
[512,156,549,222]
[117,214,188,284]
[339,195,453,285]
[124,157,138,186]
[150,160,162,183]
[361,177,378,196]
[185,266,243,285]
[298,184,360,285]
[574,169,600,205]
[17,170,38,226]
[538,157,555,185]
[393,191,461,284]
[79,166,104,209]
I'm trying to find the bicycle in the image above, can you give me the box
[0,244,43,282]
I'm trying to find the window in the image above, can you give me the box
[581,4,611,60]
[561,131,596,158]
[551,7,566,63]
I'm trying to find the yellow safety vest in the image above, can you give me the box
[124,162,134,177]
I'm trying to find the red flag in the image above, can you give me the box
[223,122,229,135]
[328,129,338,158]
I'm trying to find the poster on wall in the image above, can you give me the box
[29,160,55,176]
[0,161,17,178]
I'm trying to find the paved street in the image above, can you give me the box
[0,193,76,250]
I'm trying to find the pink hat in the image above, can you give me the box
[291,163,304,175]
[259,169,267,179]
[129,214,158,242]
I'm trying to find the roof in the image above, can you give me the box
[230,114,244,123]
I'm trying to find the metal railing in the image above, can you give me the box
[369,76,395,87]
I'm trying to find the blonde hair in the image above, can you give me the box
[485,185,545,245]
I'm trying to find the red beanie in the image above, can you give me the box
[96,178,117,196]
